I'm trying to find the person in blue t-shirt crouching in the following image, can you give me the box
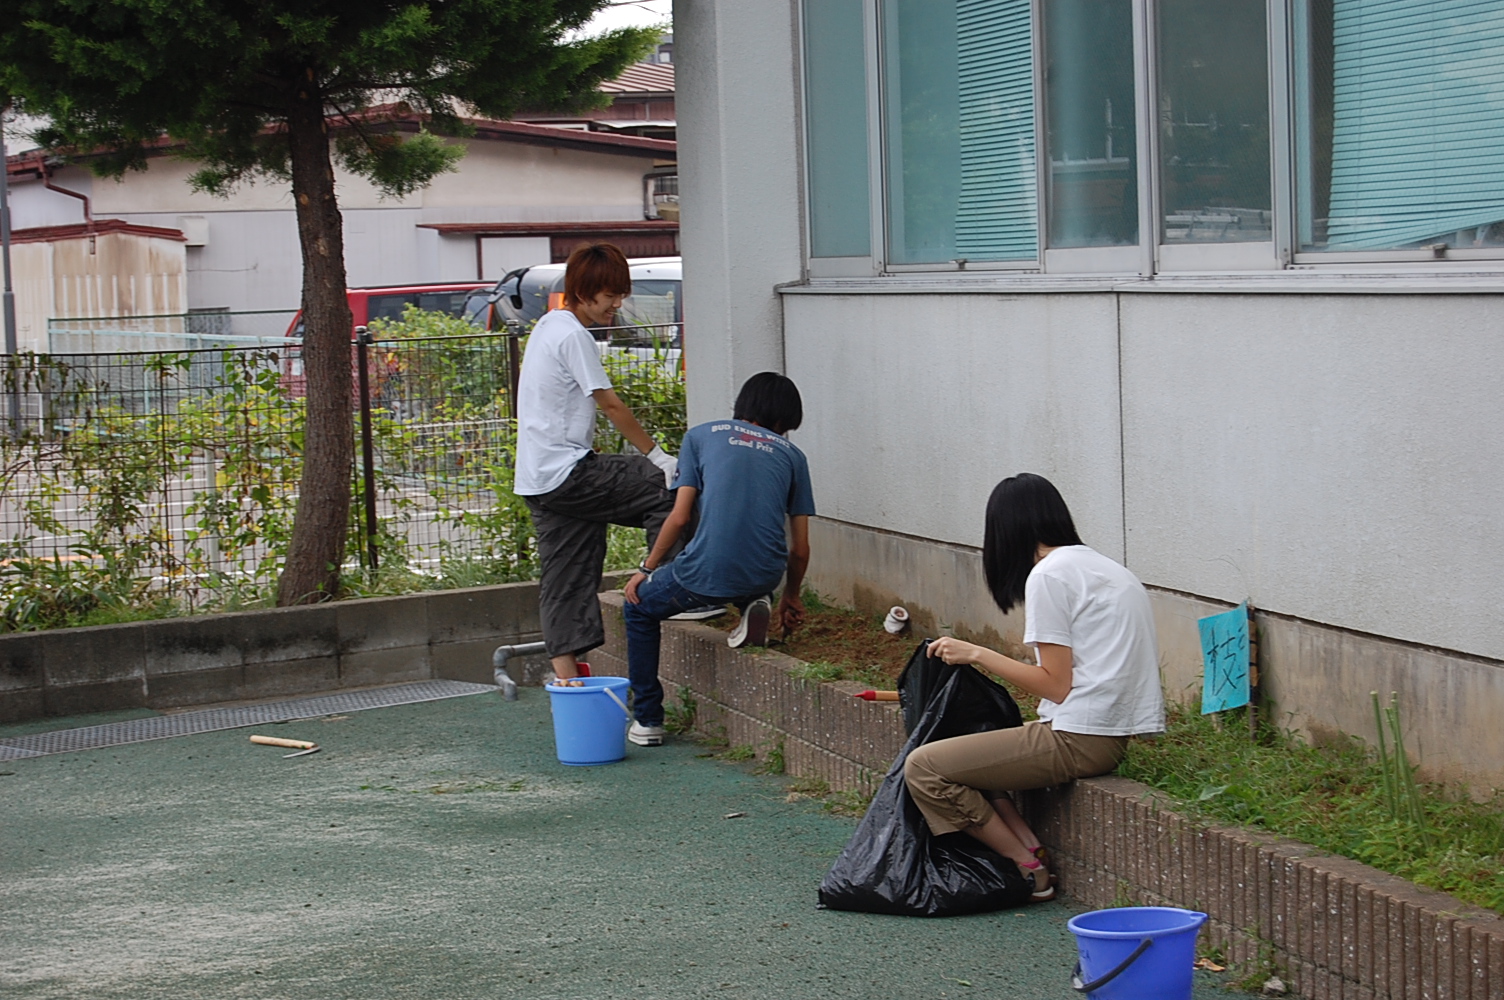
[621,372,816,746]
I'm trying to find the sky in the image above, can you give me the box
[3,2,673,154]
[584,1,674,34]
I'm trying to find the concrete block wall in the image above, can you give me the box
[593,592,902,794]
[597,593,1504,1000]
[0,582,551,722]
[1023,778,1504,1000]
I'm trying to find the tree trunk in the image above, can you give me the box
[277,83,353,606]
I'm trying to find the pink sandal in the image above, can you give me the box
[1020,859,1055,902]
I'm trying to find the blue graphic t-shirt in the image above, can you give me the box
[669,419,816,600]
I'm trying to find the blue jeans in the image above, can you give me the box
[622,565,745,727]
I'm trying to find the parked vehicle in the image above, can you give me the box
[284,281,492,341]
[465,257,682,347]
[282,281,490,395]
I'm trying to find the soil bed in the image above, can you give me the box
[714,594,1042,716]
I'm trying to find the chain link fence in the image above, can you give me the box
[0,312,686,631]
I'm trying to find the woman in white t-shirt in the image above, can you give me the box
[903,473,1165,902]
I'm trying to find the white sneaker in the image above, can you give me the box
[628,722,666,746]
[668,604,727,621]
[727,597,772,648]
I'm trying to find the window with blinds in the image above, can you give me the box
[883,0,1036,265]
[1297,0,1504,251]
[804,0,873,259]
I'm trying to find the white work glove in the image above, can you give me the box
[646,444,678,488]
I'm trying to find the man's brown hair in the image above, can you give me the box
[562,242,632,307]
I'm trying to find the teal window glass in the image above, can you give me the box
[804,0,873,258]
[1295,0,1504,252]
[1157,0,1272,244]
[883,0,1037,265]
[1043,0,1138,247]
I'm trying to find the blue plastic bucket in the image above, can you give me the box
[547,676,631,766]
[1067,906,1208,999]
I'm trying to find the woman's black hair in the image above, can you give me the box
[982,473,1083,614]
[733,372,803,435]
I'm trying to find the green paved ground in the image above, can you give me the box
[1,689,1235,999]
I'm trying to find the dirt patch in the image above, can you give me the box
[714,597,1041,717]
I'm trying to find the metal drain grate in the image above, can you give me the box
[0,680,496,760]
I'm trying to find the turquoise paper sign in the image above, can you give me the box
[1199,602,1250,714]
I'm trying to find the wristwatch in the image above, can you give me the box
[636,561,652,576]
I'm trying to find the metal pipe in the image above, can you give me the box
[491,640,547,701]
[1,103,18,434]
[355,326,379,573]
[492,641,547,667]
[41,160,91,226]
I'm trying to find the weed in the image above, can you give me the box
[664,687,698,735]
[1120,700,1504,913]
[790,659,845,683]
[721,744,756,762]
[1110,879,1137,908]
[786,777,830,800]
[824,788,874,818]
[1230,939,1282,993]
[789,658,889,689]
[758,739,787,776]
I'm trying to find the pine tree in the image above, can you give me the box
[1,1,657,603]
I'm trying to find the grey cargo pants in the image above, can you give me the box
[524,452,678,659]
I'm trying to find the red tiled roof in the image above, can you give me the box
[9,220,187,244]
[600,62,674,96]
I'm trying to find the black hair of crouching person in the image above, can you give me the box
[982,473,1084,615]
[732,371,804,436]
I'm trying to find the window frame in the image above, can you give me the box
[799,0,885,278]
[1036,0,1147,274]
[796,0,1504,279]
[876,0,1042,274]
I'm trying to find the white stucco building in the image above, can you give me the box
[5,112,677,349]
[676,0,1504,789]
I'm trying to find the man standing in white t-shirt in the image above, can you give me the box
[514,243,681,681]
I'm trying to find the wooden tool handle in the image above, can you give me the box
[250,735,317,750]
[855,690,900,702]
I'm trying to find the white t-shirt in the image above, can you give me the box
[1025,545,1165,737]
[513,310,613,496]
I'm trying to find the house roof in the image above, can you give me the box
[599,62,674,96]
[9,220,187,244]
[5,108,675,180]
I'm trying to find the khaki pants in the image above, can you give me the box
[903,721,1128,835]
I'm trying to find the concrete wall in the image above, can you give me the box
[675,0,804,425]
[0,583,551,723]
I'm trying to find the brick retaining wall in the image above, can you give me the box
[595,592,1504,1000]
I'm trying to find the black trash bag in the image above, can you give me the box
[817,641,1032,917]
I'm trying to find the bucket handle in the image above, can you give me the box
[601,685,631,727]
[1071,937,1153,994]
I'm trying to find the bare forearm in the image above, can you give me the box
[970,648,1062,701]
[643,513,689,570]
[928,638,1072,704]
[595,391,656,455]
[782,550,808,598]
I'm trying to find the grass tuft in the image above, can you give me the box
[1120,702,1504,913]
